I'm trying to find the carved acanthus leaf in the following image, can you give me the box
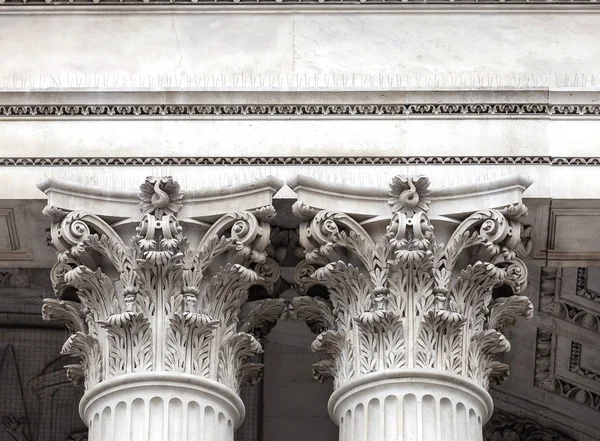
[356,310,405,372]
[165,313,219,375]
[61,332,101,389]
[240,362,264,387]
[42,204,67,222]
[238,298,286,335]
[311,330,351,388]
[251,205,277,222]
[416,309,465,372]
[291,296,334,334]
[312,261,372,330]
[469,329,511,388]
[488,295,533,334]
[291,201,320,221]
[219,332,263,393]
[63,266,119,325]
[312,359,336,384]
[311,329,347,356]
[41,298,87,333]
[99,312,153,377]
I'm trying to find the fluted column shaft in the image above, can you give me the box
[81,374,243,441]
[330,370,491,441]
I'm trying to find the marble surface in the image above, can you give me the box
[0,12,599,91]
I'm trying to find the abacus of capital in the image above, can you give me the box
[40,173,533,441]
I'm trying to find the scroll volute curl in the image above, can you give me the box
[297,208,377,271]
[195,210,271,269]
[183,209,274,310]
[43,206,128,264]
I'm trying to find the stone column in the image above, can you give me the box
[291,175,534,441]
[40,176,285,441]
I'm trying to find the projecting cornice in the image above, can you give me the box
[288,174,533,217]
[37,176,284,220]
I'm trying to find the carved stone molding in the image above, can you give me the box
[0,103,598,118]
[570,341,600,384]
[534,328,555,392]
[534,267,600,413]
[40,176,284,440]
[539,267,600,334]
[2,156,600,167]
[484,410,575,441]
[576,268,600,303]
[534,327,600,412]
[0,206,32,261]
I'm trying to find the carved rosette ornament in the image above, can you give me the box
[41,176,284,441]
[293,175,533,441]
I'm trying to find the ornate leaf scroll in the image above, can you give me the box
[293,175,532,390]
[42,176,280,393]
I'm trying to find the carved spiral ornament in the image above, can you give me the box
[321,219,340,237]
[232,218,253,243]
[58,213,93,259]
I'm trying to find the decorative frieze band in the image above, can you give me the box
[570,341,600,384]
[576,268,600,303]
[2,156,600,167]
[0,103,598,118]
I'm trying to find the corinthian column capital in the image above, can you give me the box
[40,176,284,441]
[291,174,534,441]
